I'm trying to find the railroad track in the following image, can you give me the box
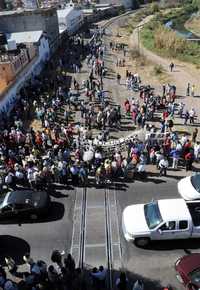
[71,185,122,290]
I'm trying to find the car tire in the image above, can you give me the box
[135,237,150,247]
[30,214,38,220]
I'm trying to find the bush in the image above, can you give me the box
[153,64,164,75]
[130,47,140,58]
[154,25,188,55]
[151,3,160,13]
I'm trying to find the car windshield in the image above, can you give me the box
[144,201,163,229]
[189,268,200,284]
[191,175,200,193]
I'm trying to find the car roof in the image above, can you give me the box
[158,199,191,221]
[178,175,200,201]
[177,254,200,275]
[7,190,46,205]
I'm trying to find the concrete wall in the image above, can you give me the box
[122,0,134,9]
[0,49,30,83]
[0,62,15,83]
[0,8,59,52]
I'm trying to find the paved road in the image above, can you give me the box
[117,178,200,290]
[1,177,200,289]
[0,186,75,266]
[69,176,200,290]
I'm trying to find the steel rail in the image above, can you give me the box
[105,187,113,290]
[79,187,87,269]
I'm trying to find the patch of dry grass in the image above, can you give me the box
[185,15,200,37]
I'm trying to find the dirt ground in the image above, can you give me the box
[185,14,200,37]
[103,13,200,138]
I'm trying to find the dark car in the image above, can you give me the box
[175,253,200,290]
[0,190,50,220]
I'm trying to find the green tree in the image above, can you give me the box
[192,0,200,9]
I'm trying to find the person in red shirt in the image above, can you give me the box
[163,111,169,120]
[185,151,193,171]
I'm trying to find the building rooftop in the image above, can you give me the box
[57,6,74,18]
[6,31,43,44]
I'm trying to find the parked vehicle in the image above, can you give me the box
[178,174,200,200]
[122,198,200,247]
[0,190,51,220]
[175,253,200,290]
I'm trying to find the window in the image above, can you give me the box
[160,221,176,231]
[191,174,200,193]
[2,205,13,213]
[144,201,163,229]
[179,220,188,230]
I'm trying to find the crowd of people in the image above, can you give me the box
[0,26,199,195]
[0,250,146,290]
[0,18,199,290]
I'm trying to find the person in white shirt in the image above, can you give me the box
[189,108,195,124]
[159,156,169,176]
[194,142,200,161]
[181,134,187,145]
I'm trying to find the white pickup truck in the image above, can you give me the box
[122,198,200,247]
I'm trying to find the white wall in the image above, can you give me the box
[0,36,50,115]
[58,8,83,35]
[38,36,50,62]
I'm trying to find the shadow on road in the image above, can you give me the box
[0,235,30,265]
[0,201,65,225]
[137,238,200,252]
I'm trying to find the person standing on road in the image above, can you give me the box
[117,73,121,85]
[191,84,195,97]
[185,150,193,171]
[159,156,169,177]
[192,128,198,143]
[189,108,195,124]
[169,62,175,72]
[186,83,190,96]
[184,110,190,125]
[116,272,128,290]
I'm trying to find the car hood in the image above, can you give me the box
[176,254,200,277]
[178,176,200,200]
[123,204,149,235]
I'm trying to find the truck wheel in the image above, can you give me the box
[135,238,150,247]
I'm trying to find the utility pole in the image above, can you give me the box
[136,23,145,56]
[137,26,140,55]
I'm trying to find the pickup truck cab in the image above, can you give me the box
[122,198,200,247]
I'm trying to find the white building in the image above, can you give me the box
[6,30,50,62]
[57,5,83,36]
